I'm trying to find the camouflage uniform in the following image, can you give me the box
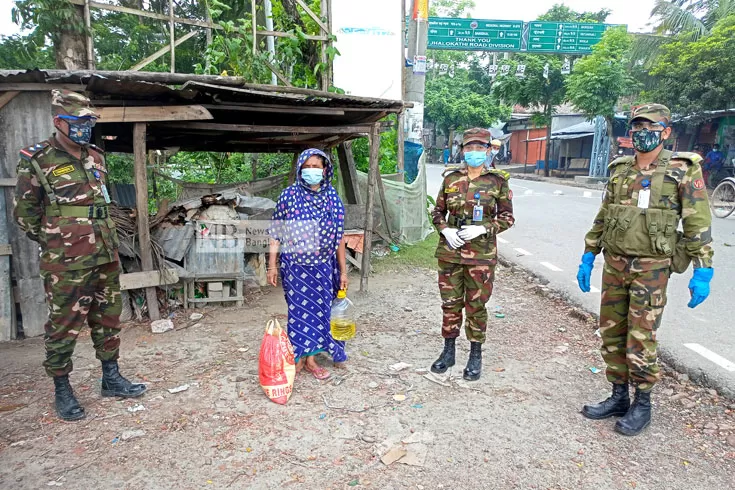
[14,90,122,378]
[585,149,714,391]
[432,164,514,343]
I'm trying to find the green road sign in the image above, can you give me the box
[524,21,617,54]
[425,18,623,54]
[428,17,524,51]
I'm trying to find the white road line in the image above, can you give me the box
[683,344,735,372]
[514,248,532,256]
[497,237,509,244]
[570,280,600,293]
[540,261,563,272]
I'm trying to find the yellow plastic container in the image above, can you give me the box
[330,290,356,341]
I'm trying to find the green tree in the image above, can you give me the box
[425,71,509,150]
[493,56,566,176]
[647,14,735,115]
[429,0,476,18]
[566,27,638,154]
[537,3,611,23]
[651,0,735,39]
[0,32,54,69]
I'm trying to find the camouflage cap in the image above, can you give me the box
[51,90,99,118]
[631,103,670,124]
[463,128,491,146]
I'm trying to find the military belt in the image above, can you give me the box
[447,215,469,227]
[46,205,110,219]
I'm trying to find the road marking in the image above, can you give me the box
[683,343,735,372]
[540,262,563,272]
[570,280,600,293]
[497,237,509,244]
[514,248,532,256]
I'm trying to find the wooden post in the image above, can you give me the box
[133,123,160,321]
[360,124,380,291]
[168,0,175,73]
[252,0,258,55]
[397,113,405,176]
[336,142,361,205]
[398,0,406,174]
[251,154,259,180]
[376,161,394,241]
[0,192,14,341]
[83,0,95,70]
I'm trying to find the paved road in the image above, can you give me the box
[427,163,735,396]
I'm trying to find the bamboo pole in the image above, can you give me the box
[168,0,175,73]
[319,0,329,91]
[252,0,257,55]
[84,0,94,69]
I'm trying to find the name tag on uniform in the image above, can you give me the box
[637,188,650,209]
[52,165,75,177]
[446,186,459,193]
[473,205,484,221]
[101,184,111,204]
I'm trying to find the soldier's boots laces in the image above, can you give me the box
[431,338,456,374]
[53,375,85,421]
[582,383,630,419]
[615,390,651,436]
[101,360,147,398]
[463,342,482,381]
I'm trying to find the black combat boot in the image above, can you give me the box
[53,375,85,421]
[431,338,456,374]
[100,360,147,398]
[463,342,482,381]
[615,389,652,436]
[582,383,630,420]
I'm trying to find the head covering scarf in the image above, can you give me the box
[269,149,345,266]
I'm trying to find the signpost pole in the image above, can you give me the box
[405,1,429,148]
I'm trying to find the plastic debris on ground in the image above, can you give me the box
[389,362,412,372]
[167,384,190,394]
[589,367,602,374]
[120,429,146,441]
[393,394,406,402]
[494,306,505,319]
[150,319,174,334]
[127,404,145,413]
[189,313,203,321]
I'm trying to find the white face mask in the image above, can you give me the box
[490,149,500,157]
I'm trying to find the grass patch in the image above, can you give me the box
[373,233,439,273]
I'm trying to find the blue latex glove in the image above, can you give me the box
[688,267,713,309]
[576,252,595,293]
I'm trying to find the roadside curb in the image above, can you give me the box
[497,252,735,400]
[508,172,608,192]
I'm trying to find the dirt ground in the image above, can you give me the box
[1,263,734,490]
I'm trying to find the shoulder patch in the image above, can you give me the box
[607,155,634,169]
[671,151,702,166]
[19,141,49,161]
[489,169,511,180]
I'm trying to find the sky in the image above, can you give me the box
[0,0,658,38]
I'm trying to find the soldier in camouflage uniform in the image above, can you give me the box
[577,104,714,436]
[14,90,146,421]
[430,128,515,381]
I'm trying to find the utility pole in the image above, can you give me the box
[264,0,277,85]
[404,0,429,147]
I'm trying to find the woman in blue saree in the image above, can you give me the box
[267,149,348,380]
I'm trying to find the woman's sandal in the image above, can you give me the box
[304,365,331,380]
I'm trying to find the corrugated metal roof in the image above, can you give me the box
[152,223,195,262]
[110,183,137,208]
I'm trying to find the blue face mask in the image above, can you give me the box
[302,168,324,185]
[59,116,95,145]
[464,151,487,167]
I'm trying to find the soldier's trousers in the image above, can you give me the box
[599,261,669,392]
[438,260,495,343]
[41,262,123,377]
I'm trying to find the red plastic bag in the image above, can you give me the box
[258,318,296,405]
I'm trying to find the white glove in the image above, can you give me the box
[457,225,488,242]
[441,227,466,249]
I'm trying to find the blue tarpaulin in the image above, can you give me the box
[404,142,423,184]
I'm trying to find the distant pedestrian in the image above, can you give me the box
[13,90,146,421]
[430,128,515,381]
[443,143,450,165]
[703,144,725,187]
[485,139,502,169]
[576,104,714,436]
